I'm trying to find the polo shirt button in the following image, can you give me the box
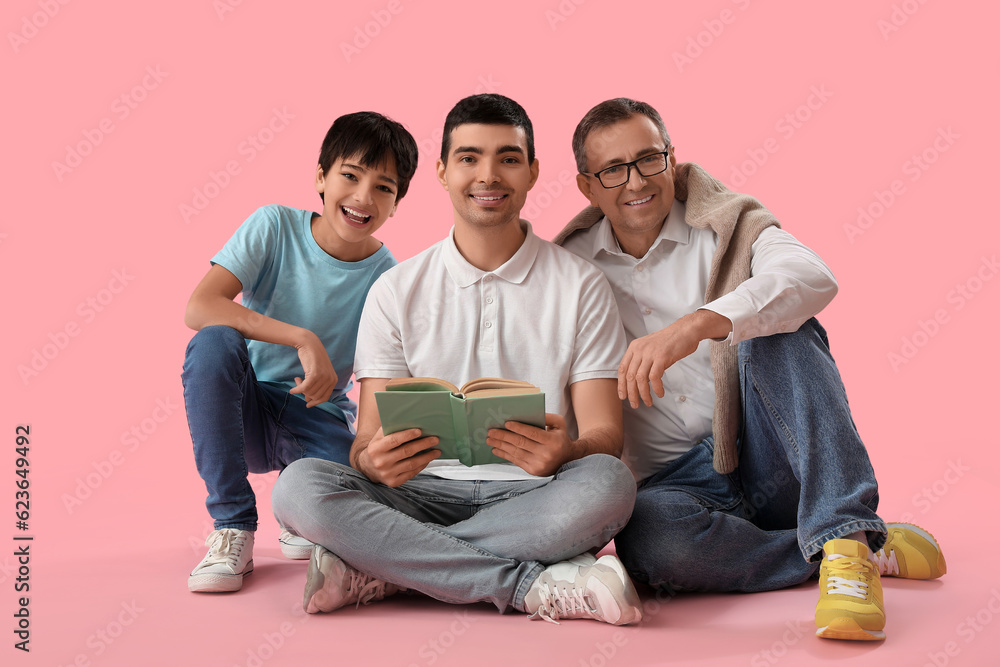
[485,321,492,328]
[643,308,651,315]
[637,265,645,272]
[678,395,687,402]
[484,276,493,282]
[486,297,494,304]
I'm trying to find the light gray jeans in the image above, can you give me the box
[271,453,636,612]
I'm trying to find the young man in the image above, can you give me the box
[182,112,418,593]
[271,94,643,625]
[556,98,946,641]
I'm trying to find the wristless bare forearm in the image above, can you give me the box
[191,296,312,348]
[572,424,623,460]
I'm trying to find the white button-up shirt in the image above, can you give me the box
[561,200,838,481]
[356,222,626,481]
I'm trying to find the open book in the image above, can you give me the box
[374,377,546,467]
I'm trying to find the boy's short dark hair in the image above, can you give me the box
[317,111,418,202]
[440,94,535,164]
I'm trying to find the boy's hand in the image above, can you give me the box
[289,332,338,408]
[357,427,440,487]
[487,414,573,477]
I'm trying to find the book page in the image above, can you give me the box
[386,377,461,394]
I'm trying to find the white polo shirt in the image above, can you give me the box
[355,221,626,481]
[561,200,838,481]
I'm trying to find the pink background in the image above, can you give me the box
[3,1,998,665]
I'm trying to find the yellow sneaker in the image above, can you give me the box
[872,523,946,579]
[815,539,885,641]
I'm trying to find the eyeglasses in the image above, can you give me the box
[584,150,671,189]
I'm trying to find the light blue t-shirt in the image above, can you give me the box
[211,204,396,425]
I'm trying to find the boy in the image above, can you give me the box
[182,111,418,593]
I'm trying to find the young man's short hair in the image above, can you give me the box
[318,112,418,202]
[572,98,671,173]
[440,94,535,164]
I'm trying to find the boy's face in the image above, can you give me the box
[436,123,538,230]
[314,154,400,251]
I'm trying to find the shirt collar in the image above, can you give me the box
[591,199,690,259]
[443,220,540,288]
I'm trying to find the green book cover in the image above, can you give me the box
[375,380,545,467]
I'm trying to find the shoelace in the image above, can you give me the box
[347,570,389,608]
[202,530,246,568]
[824,553,872,600]
[870,548,899,576]
[531,582,596,625]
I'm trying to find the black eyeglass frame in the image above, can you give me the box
[582,149,672,189]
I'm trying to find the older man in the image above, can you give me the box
[556,97,945,641]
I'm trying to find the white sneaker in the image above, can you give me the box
[188,529,254,593]
[303,545,404,613]
[524,554,643,625]
[278,529,313,560]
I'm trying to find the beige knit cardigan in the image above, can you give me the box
[553,162,780,473]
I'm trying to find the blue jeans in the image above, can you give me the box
[271,454,636,612]
[614,318,885,593]
[182,326,354,531]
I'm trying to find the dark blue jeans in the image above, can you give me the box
[182,326,353,531]
[614,318,885,593]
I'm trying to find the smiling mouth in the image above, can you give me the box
[341,206,372,224]
[625,195,653,206]
[470,194,508,202]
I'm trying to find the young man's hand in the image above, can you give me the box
[487,414,574,477]
[357,427,441,487]
[289,331,338,408]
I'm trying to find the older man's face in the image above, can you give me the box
[576,114,675,245]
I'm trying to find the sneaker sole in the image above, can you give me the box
[885,522,947,579]
[816,616,885,641]
[188,561,253,593]
[280,542,313,560]
[303,546,340,613]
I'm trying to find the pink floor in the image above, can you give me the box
[24,463,997,667]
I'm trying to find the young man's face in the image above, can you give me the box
[314,154,399,250]
[436,123,539,229]
[576,114,675,240]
